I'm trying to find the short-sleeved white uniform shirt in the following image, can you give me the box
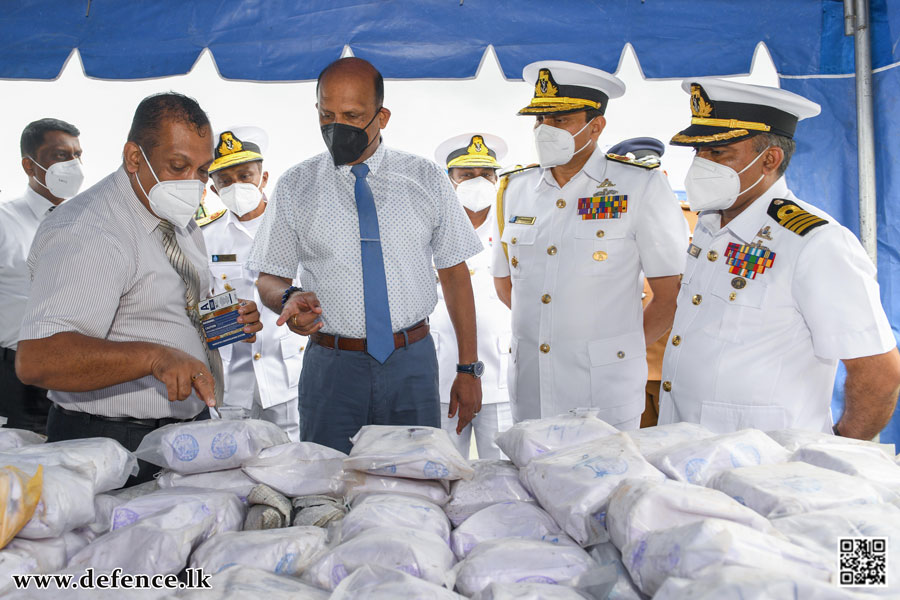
[247,143,482,338]
[658,177,896,433]
[491,149,688,424]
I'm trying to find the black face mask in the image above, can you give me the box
[321,108,381,166]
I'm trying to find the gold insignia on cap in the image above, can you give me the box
[467,135,490,157]
[536,69,559,98]
[217,132,243,156]
[690,84,713,118]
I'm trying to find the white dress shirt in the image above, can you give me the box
[658,177,896,433]
[491,149,688,424]
[203,208,305,411]
[19,167,211,419]
[247,143,483,337]
[431,204,512,405]
[0,187,56,350]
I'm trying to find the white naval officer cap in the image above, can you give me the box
[670,78,821,147]
[210,125,270,174]
[434,133,508,170]
[518,60,626,117]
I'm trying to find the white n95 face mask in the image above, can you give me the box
[136,146,206,227]
[29,156,84,199]
[218,182,263,217]
[455,175,496,212]
[533,118,594,168]
[684,147,770,212]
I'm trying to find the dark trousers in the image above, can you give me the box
[299,333,440,454]
[1,348,52,435]
[47,404,209,488]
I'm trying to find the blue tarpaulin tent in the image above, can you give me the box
[3,0,900,442]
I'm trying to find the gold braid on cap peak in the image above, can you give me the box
[671,129,751,144]
[690,117,771,132]
[527,97,601,109]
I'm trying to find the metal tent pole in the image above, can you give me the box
[845,0,877,265]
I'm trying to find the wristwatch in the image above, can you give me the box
[457,361,485,379]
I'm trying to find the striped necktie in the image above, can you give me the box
[350,163,394,363]
[157,220,224,405]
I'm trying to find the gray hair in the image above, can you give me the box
[752,132,795,177]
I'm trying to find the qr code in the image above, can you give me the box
[838,537,887,587]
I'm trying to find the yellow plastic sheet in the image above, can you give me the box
[0,465,43,549]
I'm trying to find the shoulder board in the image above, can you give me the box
[498,163,539,179]
[766,198,828,236]
[606,152,659,170]
[195,208,227,227]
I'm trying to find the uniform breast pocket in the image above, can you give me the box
[709,276,768,343]
[208,263,245,293]
[501,224,538,280]
[574,221,627,277]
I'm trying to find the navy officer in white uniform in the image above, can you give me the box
[491,61,688,428]
[432,133,513,458]
[659,78,900,439]
[202,127,304,441]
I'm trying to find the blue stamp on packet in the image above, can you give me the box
[424,461,449,478]
[112,508,140,530]
[172,433,200,462]
[211,432,238,460]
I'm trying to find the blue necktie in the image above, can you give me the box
[351,163,394,363]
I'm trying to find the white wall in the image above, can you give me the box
[0,44,778,211]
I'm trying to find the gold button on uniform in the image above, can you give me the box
[616,351,625,359]
[541,294,552,304]
[253,353,261,360]
[593,251,608,261]
[224,283,234,292]
[729,292,737,301]
[672,335,681,346]
[556,199,566,208]
[300,345,305,351]
[707,250,718,262]
[511,257,519,268]
[692,294,702,305]
[662,381,672,392]
[596,230,605,238]
[469,268,475,275]
[221,274,227,280]
[547,246,557,256]
[254,279,259,286]
[511,237,518,245]
[540,343,550,353]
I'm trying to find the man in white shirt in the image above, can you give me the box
[250,58,483,453]
[492,60,688,428]
[202,126,303,441]
[0,118,83,434]
[16,93,263,485]
[659,78,900,438]
[431,133,513,458]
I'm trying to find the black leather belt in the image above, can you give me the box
[1,347,14,362]
[52,404,188,429]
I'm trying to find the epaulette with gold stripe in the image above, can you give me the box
[498,163,539,179]
[606,152,659,169]
[195,208,227,227]
[767,198,828,236]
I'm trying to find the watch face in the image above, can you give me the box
[473,361,485,378]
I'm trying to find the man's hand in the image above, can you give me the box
[277,291,325,336]
[448,373,483,434]
[237,300,263,343]
[149,346,216,407]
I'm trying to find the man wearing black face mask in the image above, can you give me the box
[250,58,483,454]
